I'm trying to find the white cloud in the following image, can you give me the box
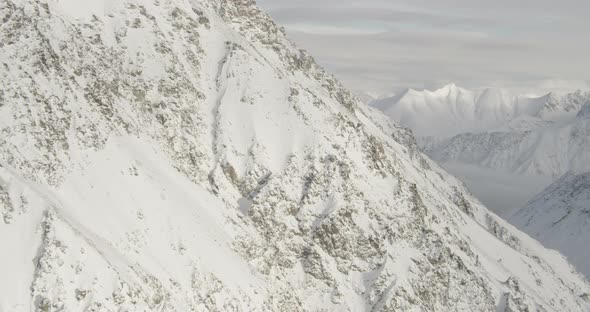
[257,0,590,95]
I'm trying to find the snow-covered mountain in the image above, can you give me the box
[421,113,590,177]
[372,85,590,177]
[372,85,590,215]
[511,172,590,278]
[1,0,589,311]
[372,85,590,279]
[370,84,585,137]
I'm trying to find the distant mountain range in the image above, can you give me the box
[371,84,590,137]
[371,85,590,210]
[372,85,590,279]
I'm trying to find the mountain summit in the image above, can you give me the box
[1,0,589,311]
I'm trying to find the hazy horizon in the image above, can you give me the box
[258,0,590,96]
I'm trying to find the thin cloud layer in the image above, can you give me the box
[257,0,590,95]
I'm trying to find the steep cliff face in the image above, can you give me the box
[1,0,589,311]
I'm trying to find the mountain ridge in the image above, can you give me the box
[371,84,589,137]
[371,84,590,178]
[1,0,589,311]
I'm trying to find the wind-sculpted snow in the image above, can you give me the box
[0,0,589,311]
[511,172,590,278]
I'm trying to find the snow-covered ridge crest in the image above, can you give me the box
[0,0,589,311]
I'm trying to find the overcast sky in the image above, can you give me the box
[257,0,590,96]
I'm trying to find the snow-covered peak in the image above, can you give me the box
[432,83,462,95]
[371,84,538,136]
[371,84,590,137]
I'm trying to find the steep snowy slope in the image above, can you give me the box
[511,172,590,278]
[1,0,590,311]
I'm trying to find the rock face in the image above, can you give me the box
[511,172,590,278]
[0,0,589,311]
